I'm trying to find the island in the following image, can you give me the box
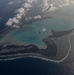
[0,27,74,63]
[0,38,57,59]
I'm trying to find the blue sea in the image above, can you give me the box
[0,57,72,75]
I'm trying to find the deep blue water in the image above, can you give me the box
[0,58,71,75]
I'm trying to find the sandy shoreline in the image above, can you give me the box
[0,53,69,63]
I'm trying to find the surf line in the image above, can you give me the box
[46,31,74,63]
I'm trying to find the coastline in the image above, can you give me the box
[0,29,74,63]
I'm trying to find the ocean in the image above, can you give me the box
[0,57,73,75]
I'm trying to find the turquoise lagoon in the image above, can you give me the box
[8,12,74,49]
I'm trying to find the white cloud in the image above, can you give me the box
[13,25,20,28]
[27,0,37,3]
[42,0,74,12]
[34,15,42,19]
[25,15,41,21]
[6,18,19,26]
[25,17,32,20]
[6,7,26,28]
[16,8,25,14]
[6,18,13,26]
[42,0,57,12]
[59,0,69,7]
[43,0,49,7]
[42,0,49,11]
[6,0,35,28]
[6,0,74,28]
[49,3,57,11]
[8,1,15,5]
[42,28,46,32]
[22,3,32,8]
[59,0,74,7]
[70,0,74,4]
[12,18,19,24]
[16,14,22,19]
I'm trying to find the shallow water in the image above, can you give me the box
[9,13,74,48]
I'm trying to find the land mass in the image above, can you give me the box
[0,38,57,59]
[0,28,74,61]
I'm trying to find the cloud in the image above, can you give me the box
[6,0,35,28]
[16,8,26,15]
[8,1,15,5]
[70,0,74,4]
[6,18,19,26]
[22,3,32,8]
[13,25,20,28]
[25,15,41,21]
[59,0,69,7]
[42,28,46,32]
[49,3,57,12]
[27,0,37,3]
[59,0,74,7]
[34,15,42,19]
[6,18,13,26]
[6,0,74,28]
[43,0,49,7]
[25,17,32,20]
[42,0,49,11]
[16,14,22,19]
[6,7,26,28]
[42,0,57,12]
[42,0,74,12]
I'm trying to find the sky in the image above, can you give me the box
[4,0,74,28]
